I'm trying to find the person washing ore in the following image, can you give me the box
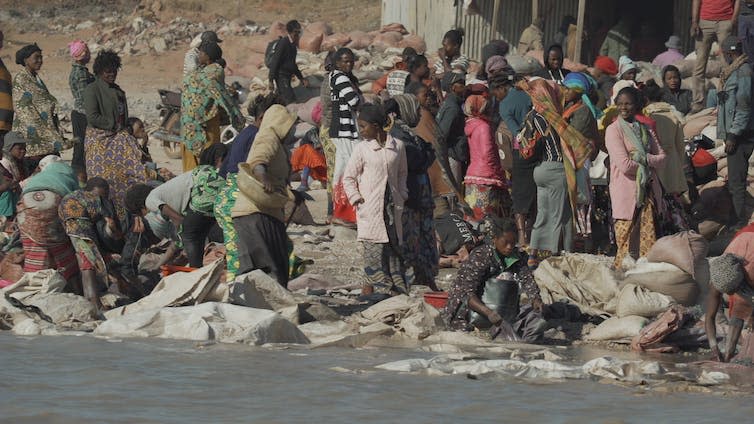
[704,232,754,362]
[442,216,547,342]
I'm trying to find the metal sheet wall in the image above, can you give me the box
[382,0,695,63]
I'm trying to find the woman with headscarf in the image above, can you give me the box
[389,94,439,290]
[329,48,363,228]
[535,44,571,83]
[232,105,299,287]
[180,41,243,172]
[478,40,510,81]
[68,40,94,183]
[343,104,409,295]
[83,50,154,206]
[19,161,80,283]
[518,78,594,267]
[463,91,507,222]
[0,131,26,219]
[562,72,602,251]
[606,86,666,269]
[12,43,67,166]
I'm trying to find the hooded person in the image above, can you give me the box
[232,104,299,287]
[535,44,571,83]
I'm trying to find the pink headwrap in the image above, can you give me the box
[68,40,89,61]
[312,101,322,125]
[485,55,510,76]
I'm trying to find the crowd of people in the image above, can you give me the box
[0,2,753,353]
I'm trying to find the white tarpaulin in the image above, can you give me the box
[105,260,225,318]
[95,302,310,345]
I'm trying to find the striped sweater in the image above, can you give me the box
[329,70,361,139]
[0,58,12,132]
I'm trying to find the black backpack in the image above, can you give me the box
[264,37,282,68]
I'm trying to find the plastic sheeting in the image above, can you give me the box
[95,302,310,345]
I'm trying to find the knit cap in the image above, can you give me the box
[709,254,746,294]
[618,55,637,78]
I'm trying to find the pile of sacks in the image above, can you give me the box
[533,231,710,349]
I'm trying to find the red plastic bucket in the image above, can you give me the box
[423,291,448,309]
[160,265,197,277]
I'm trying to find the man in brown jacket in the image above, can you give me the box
[0,30,13,144]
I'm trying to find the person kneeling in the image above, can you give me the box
[442,216,547,342]
[59,178,125,309]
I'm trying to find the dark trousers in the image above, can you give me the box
[275,75,296,104]
[727,139,754,225]
[182,209,222,268]
[740,11,754,61]
[71,110,87,173]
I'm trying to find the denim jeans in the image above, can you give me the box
[740,11,754,61]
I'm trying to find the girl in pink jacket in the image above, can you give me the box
[343,104,410,295]
[463,93,507,222]
[606,86,666,269]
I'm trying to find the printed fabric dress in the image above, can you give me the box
[86,128,155,206]
[180,63,244,158]
[12,68,66,156]
[58,190,110,284]
[214,173,240,282]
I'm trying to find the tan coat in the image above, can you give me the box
[518,24,544,54]
[232,105,296,221]
[644,102,688,195]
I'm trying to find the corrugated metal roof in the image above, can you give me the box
[382,0,695,64]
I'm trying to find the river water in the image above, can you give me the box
[1,333,751,423]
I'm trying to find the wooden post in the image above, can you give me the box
[532,0,539,23]
[574,0,586,64]
[491,0,501,40]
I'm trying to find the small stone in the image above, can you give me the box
[152,37,167,53]
[76,20,95,30]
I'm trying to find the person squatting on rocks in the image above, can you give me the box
[442,216,546,342]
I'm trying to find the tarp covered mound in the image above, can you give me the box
[353,294,444,340]
[94,302,310,345]
[533,253,618,317]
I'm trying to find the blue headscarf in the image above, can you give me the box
[563,72,603,119]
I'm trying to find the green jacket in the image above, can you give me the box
[83,77,128,132]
